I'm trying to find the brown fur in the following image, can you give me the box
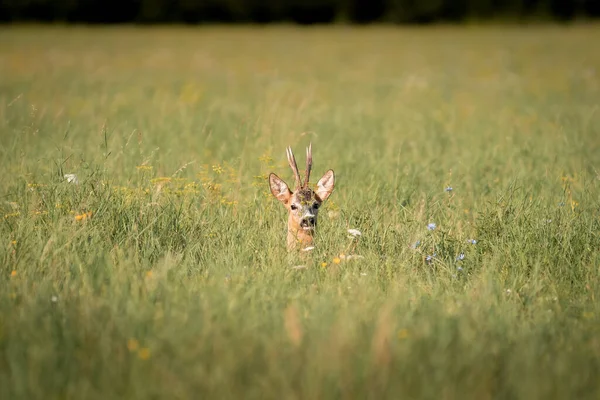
[287,211,314,249]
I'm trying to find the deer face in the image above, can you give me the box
[268,144,335,250]
[289,187,322,232]
[269,171,335,231]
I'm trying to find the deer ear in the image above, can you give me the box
[316,169,335,201]
[269,173,292,204]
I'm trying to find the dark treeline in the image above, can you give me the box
[1,0,599,24]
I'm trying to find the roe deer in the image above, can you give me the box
[268,143,335,251]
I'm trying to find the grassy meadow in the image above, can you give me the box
[1,24,600,399]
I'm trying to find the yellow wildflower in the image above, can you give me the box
[138,348,151,360]
[321,262,328,268]
[571,200,579,211]
[127,339,139,352]
[150,177,172,185]
[332,257,341,265]
[398,329,409,340]
[74,211,92,221]
[10,270,17,277]
[258,154,273,164]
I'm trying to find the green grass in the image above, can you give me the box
[1,24,600,399]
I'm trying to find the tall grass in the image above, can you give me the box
[1,25,600,399]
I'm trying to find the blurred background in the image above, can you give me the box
[1,0,598,25]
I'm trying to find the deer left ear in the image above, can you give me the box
[269,173,292,204]
[316,169,335,201]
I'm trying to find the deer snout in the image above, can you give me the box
[300,215,316,229]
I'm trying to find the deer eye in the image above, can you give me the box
[313,203,320,209]
[290,204,298,211]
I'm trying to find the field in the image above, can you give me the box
[1,24,600,399]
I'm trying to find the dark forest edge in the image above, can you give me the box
[0,0,599,24]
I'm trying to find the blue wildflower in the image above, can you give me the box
[457,266,464,272]
[427,223,437,231]
[468,239,477,244]
[456,253,465,261]
[445,186,453,192]
[411,240,421,249]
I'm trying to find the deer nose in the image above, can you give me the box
[300,216,315,228]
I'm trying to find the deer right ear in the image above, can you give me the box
[316,169,335,201]
[269,173,292,204]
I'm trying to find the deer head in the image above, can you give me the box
[269,143,335,251]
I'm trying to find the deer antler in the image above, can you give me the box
[304,142,312,187]
[286,146,302,190]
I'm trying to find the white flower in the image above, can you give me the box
[51,295,58,303]
[347,229,362,238]
[64,174,79,184]
[301,246,315,252]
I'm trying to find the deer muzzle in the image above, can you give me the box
[300,214,316,230]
